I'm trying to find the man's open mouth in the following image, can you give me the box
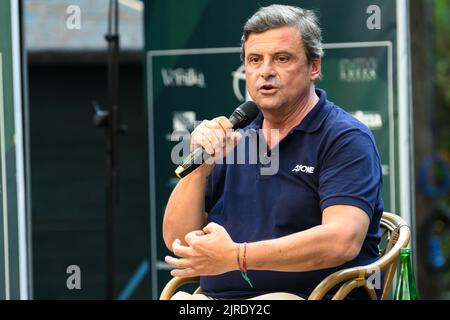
[259,84,278,93]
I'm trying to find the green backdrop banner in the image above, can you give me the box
[145,0,400,298]
[0,0,27,300]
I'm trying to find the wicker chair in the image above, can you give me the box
[160,211,410,300]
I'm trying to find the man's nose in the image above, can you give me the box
[260,60,276,79]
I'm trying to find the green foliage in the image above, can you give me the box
[434,0,450,152]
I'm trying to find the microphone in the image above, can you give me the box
[175,101,259,178]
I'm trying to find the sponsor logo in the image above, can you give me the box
[292,165,315,174]
[352,111,383,129]
[161,68,206,88]
[166,111,196,141]
[231,64,246,102]
[172,111,196,132]
[340,58,378,82]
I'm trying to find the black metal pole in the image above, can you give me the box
[105,0,120,300]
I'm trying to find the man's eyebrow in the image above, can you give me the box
[273,51,293,55]
[247,51,293,56]
[245,53,262,60]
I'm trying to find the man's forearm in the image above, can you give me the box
[163,165,211,251]
[244,224,358,272]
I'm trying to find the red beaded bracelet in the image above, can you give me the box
[236,242,253,288]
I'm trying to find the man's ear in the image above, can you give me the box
[310,59,321,81]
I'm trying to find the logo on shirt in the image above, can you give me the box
[292,165,315,174]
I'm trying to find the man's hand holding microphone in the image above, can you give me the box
[175,101,259,178]
[164,101,259,277]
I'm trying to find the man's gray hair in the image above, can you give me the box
[241,4,324,64]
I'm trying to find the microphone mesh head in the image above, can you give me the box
[239,101,259,120]
[233,101,259,129]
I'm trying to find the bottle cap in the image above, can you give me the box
[400,248,411,256]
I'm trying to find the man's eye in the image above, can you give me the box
[249,56,260,63]
[276,55,289,63]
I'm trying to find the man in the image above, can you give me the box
[163,4,383,300]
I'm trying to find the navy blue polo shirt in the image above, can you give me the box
[201,88,383,299]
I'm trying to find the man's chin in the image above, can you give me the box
[255,100,282,112]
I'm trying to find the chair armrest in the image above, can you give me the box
[308,223,410,300]
[159,276,200,300]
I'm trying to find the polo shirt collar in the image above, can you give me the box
[247,88,332,133]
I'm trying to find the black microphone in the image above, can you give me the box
[175,101,259,178]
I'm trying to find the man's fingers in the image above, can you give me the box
[189,117,242,167]
[166,256,197,277]
[191,129,216,155]
[230,131,243,147]
[204,120,230,155]
[172,239,196,257]
[214,116,233,134]
[184,230,206,246]
[202,121,223,152]
[170,267,197,278]
[192,128,224,158]
[202,222,220,234]
[165,256,191,269]
[191,118,232,155]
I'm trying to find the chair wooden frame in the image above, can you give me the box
[160,212,410,300]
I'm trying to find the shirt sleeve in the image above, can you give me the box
[204,164,227,213]
[319,129,383,220]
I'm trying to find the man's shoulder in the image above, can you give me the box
[322,102,374,140]
[318,101,381,161]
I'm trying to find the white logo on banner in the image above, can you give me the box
[382,165,390,176]
[161,68,206,88]
[172,111,196,132]
[352,111,383,129]
[340,58,378,82]
[166,111,196,142]
[231,64,249,102]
